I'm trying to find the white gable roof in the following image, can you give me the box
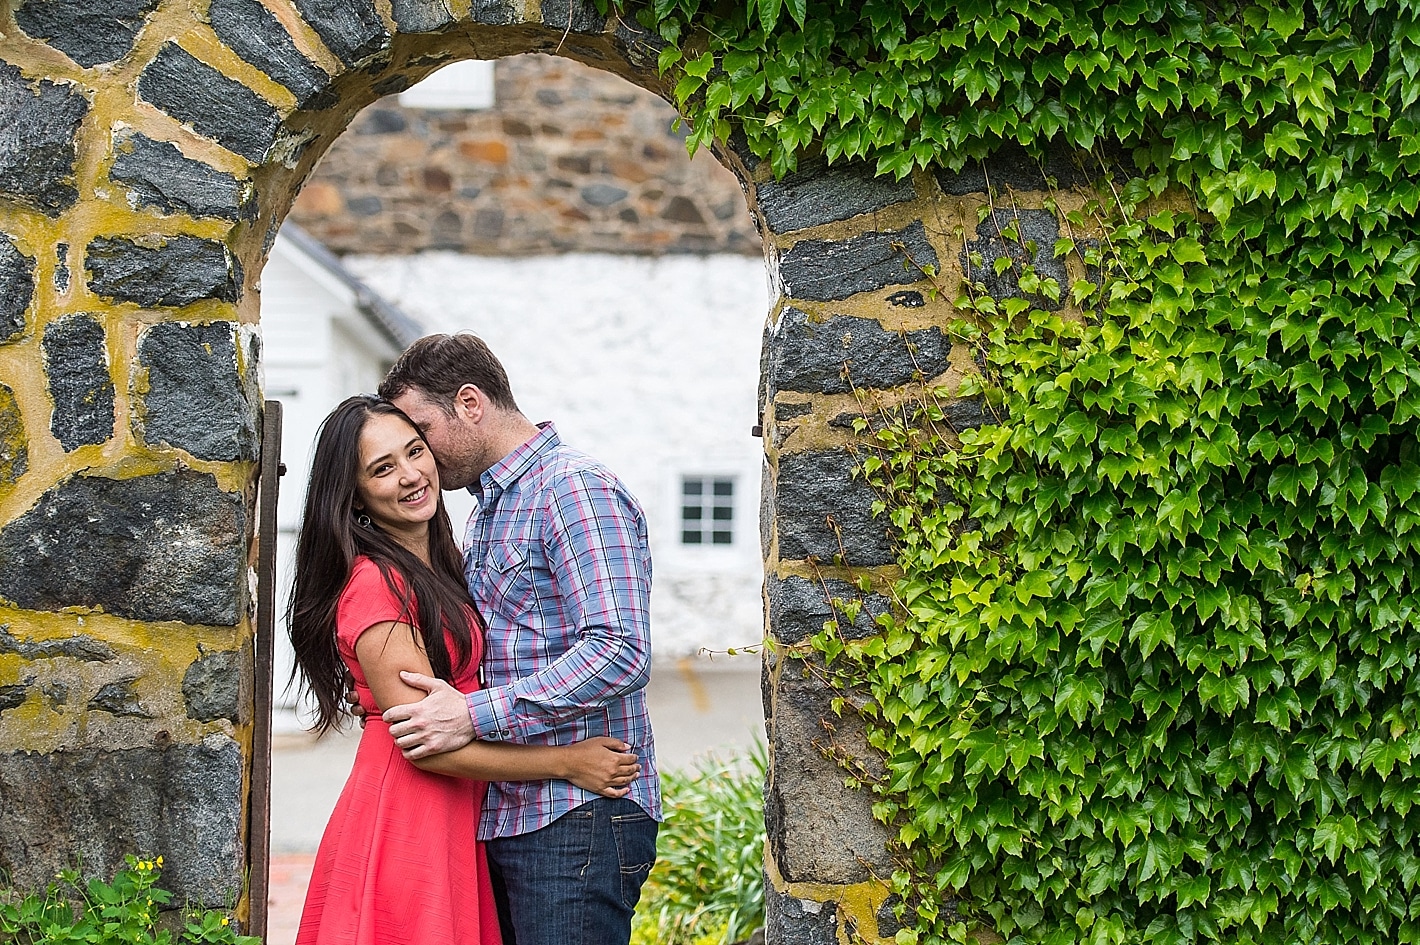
[270,223,424,353]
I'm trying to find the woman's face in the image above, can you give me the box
[354,412,441,539]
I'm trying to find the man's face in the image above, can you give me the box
[389,389,485,492]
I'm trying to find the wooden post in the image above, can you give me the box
[248,400,283,939]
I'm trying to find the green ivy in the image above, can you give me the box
[609,0,1420,942]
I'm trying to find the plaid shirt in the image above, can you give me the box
[462,422,662,839]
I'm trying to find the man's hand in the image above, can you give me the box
[382,672,477,759]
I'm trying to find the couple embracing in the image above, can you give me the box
[287,333,661,945]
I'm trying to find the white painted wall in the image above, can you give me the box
[260,235,403,715]
[346,252,772,658]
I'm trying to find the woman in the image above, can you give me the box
[287,396,640,945]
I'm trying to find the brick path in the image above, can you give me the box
[265,853,315,945]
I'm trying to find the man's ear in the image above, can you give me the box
[453,383,485,421]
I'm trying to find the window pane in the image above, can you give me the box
[398,60,496,110]
[681,475,733,546]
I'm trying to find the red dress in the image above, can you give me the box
[296,557,503,945]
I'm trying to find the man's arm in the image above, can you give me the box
[467,469,651,740]
[385,469,650,756]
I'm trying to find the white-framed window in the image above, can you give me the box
[398,60,496,110]
[681,475,735,545]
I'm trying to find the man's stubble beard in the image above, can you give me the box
[437,428,496,492]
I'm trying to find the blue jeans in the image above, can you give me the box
[485,797,659,945]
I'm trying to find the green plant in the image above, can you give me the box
[632,742,766,945]
[0,856,259,945]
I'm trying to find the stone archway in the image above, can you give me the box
[0,2,1068,939]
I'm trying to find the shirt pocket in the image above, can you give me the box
[475,541,538,619]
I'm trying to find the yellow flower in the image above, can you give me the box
[221,917,229,927]
[156,856,164,866]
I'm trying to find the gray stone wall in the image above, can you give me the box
[752,149,1103,941]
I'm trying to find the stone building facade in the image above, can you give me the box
[289,53,760,255]
[0,2,1092,941]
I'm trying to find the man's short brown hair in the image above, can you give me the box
[379,332,519,413]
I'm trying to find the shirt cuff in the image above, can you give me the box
[466,686,517,742]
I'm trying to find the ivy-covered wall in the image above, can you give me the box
[634,0,1420,943]
[754,150,1101,943]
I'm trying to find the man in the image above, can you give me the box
[375,332,661,945]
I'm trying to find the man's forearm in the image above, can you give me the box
[467,622,649,741]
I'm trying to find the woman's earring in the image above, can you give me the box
[356,512,373,530]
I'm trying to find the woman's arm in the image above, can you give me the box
[354,621,640,795]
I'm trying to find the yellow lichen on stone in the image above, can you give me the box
[0,606,253,754]
[0,383,27,489]
[764,849,899,944]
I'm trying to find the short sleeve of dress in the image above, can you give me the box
[336,557,413,656]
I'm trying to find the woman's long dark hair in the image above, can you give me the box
[287,395,477,734]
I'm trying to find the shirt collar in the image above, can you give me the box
[476,422,558,496]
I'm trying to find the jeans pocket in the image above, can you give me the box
[611,809,659,910]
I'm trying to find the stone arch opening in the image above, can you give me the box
[0,1,990,938]
[260,52,775,924]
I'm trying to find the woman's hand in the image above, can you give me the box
[344,672,367,725]
[560,737,642,797]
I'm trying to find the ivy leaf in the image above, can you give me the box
[1015,570,1053,604]
[1381,462,1420,505]
[1129,612,1176,658]
[1138,834,1173,882]
[1057,412,1098,445]
[757,0,783,33]
[1198,673,1250,714]
[1347,42,1375,78]
[1055,673,1106,723]
[657,45,683,74]
[1171,238,1207,265]
[682,51,714,79]
[1267,5,1305,39]
[674,73,705,103]
[703,78,732,111]
[1312,815,1360,864]
[1080,610,1124,655]
[1195,584,1228,621]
